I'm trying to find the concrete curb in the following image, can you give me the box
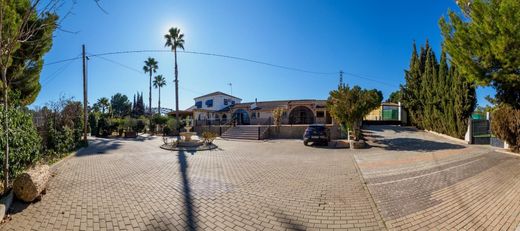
[424,130,468,145]
[495,149,520,158]
[0,190,13,221]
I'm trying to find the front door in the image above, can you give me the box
[233,109,250,125]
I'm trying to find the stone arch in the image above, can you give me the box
[233,109,250,125]
[288,106,315,124]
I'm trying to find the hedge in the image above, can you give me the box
[0,107,41,180]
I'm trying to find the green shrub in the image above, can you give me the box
[152,114,168,125]
[136,119,147,133]
[47,122,75,154]
[166,118,179,134]
[97,116,111,137]
[491,105,520,152]
[162,126,172,136]
[0,107,41,180]
[122,116,137,132]
[88,112,99,136]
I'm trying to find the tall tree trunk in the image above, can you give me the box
[149,71,152,115]
[158,86,161,115]
[174,49,180,130]
[2,68,9,193]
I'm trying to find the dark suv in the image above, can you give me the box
[303,124,329,146]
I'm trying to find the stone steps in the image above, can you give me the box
[221,126,260,140]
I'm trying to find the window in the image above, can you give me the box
[317,111,325,118]
[252,112,256,119]
[205,99,213,107]
[224,99,228,105]
[195,101,202,109]
[231,100,235,105]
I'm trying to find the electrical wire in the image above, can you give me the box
[88,54,206,95]
[41,55,81,85]
[44,49,399,88]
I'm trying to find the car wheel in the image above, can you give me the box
[304,141,309,146]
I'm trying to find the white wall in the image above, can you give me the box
[194,94,241,111]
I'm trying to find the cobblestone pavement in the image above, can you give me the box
[1,137,385,231]
[357,125,520,231]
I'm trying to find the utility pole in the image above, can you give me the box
[82,45,88,142]
[339,70,344,86]
[228,83,233,95]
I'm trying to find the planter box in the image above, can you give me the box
[124,131,137,138]
[350,140,367,149]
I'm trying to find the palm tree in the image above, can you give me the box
[143,57,159,115]
[153,75,167,114]
[164,27,185,127]
[97,97,110,114]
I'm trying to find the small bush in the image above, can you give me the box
[491,105,520,152]
[47,124,75,154]
[201,131,217,145]
[135,117,148,133]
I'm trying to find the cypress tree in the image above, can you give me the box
[402,40,476,139]
[401,42,423,128]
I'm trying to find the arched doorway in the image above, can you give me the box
[233,109,250,125]
[289,106,315,124]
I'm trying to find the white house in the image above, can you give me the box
[192,91,242,121]
[192,91,332,126]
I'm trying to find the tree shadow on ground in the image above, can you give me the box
[178,149,197,231]
[372,138,465,152]
[272,209,307,231]
[363,125,418,133]
[75,139,123,157]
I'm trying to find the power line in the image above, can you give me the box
[45,49,399,88]
[88,54,206,95]
[88,54,142,73]
[88,49,338,75]
[43,54,82,66]
[41,55,81,85]
[342,71,399,88]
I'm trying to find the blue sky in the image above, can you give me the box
[36,0,494,110]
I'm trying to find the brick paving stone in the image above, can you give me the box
[357,125,520,231]
[1,137,385,231]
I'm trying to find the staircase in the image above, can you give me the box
[221,126,263,140]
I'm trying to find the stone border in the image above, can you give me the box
[425,130,469,144]
[0,190,13,221]
[160,143,218,151]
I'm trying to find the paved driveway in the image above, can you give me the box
[3,126,520,231]
[2,137,385,231]
[357,125,520,230]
